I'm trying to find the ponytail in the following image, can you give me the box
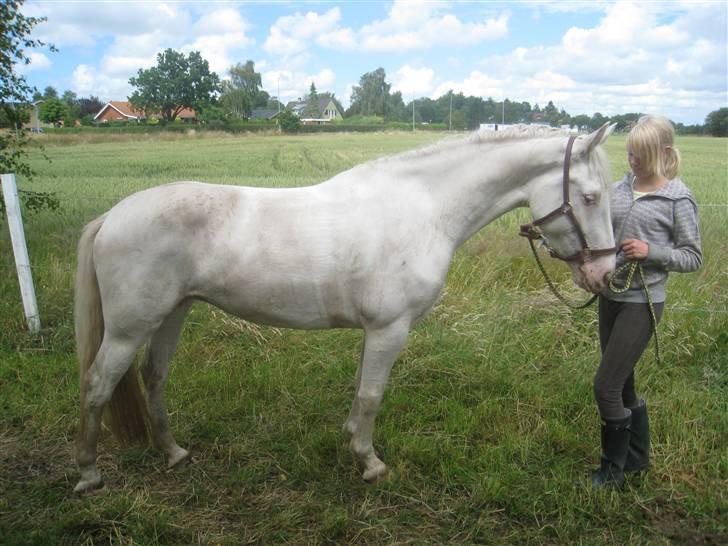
[663,144,681,180]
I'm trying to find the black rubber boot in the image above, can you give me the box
[624,400,650,473]
[591,412,631,490]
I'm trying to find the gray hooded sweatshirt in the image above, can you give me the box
[605,174,703,303]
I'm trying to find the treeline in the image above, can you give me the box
[345,68,719,134]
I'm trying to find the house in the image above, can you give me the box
[94,101,196,123]
[285,96,342,125]
[94,101,144,122]
[250,108,281,121]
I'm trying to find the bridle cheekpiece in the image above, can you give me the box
[519,135,617,264]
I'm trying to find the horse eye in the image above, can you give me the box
[583,193,600,205]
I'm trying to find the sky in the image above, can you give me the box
[18,0,728,125]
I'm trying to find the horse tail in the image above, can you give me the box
[75,214,149,446]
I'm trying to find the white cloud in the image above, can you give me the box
[433,71,505,101]
[264,8,343,56]
[264,1,508,55]
[262,68,336,103]
[71,64,132,101]
[392,65,435,96]
[183,9,253,75]
[468,0,726,121]
[23,1,191,47]
[16,52,51,74]
[71,65,96,97]
[359,2,508,51]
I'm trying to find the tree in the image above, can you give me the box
[386,91,407,122]
[78,96,104,118]
[61,90,77,104]
[589,112,608,131]
[129,49,220,122]
[302,81,321,118]
[348,68,391,117]
[39,98,68,126]
[705,108,728,137]
[219,60,261,120]
[42,85,58,100]
[1,0,59,215]
[571,114,591,131]
[278,109,300,133]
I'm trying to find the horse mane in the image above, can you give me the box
[370,124,611,194]
[379,124,572,164]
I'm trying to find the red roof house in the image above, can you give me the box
[94,101,196,122]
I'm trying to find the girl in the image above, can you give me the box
[591,116,703,489]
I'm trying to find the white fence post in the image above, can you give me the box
[2,173,41,333]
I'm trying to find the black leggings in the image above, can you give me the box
[595,297,664,421]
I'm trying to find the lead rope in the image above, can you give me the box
[526,236,597,309]
[526,239,661,364]
[607,261,661,365]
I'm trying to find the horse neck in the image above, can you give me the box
[418,137,557,247]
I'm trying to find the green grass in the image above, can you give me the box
[1,131,726,545]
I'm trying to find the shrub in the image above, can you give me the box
[278,110,300,133]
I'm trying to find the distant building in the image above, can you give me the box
[94,101,196,123]
[250,109,281,121]
[285,96,342,125]
[479,123,512,131]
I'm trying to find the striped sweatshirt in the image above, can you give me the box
[605,174,703,303]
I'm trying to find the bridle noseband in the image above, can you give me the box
[519,135,617,264]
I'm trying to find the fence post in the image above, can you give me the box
[2,173,41,333]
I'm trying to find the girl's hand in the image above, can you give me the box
[621,239,649,260]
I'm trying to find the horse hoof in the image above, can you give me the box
[362,462,388,483]
[73,477,105,495]
[168,450,193,471]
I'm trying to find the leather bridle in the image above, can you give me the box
[519,135,617,264]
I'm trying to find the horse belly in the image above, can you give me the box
[199,268,361,329]
[188,219,362,329]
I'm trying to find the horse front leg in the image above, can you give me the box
[345,319,410,482]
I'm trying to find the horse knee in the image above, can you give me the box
[82,370,115,410]
[356,391,383,416]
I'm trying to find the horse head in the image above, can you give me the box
[523,123,617,293]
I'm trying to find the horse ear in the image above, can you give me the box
[582,122,616,154]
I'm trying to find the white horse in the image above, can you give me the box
[73,124,616,493]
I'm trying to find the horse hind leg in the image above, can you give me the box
[343,343,365,438]
[140,301,193,469]
[75,332,147,493]
[345,319,411,482]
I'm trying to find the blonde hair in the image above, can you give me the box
[626,115,681,179]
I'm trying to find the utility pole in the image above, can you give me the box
[412,96,415,131]
[449,91,453,131]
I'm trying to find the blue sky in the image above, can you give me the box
[19,1,727,124]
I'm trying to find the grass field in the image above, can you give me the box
[1,130,726,545]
